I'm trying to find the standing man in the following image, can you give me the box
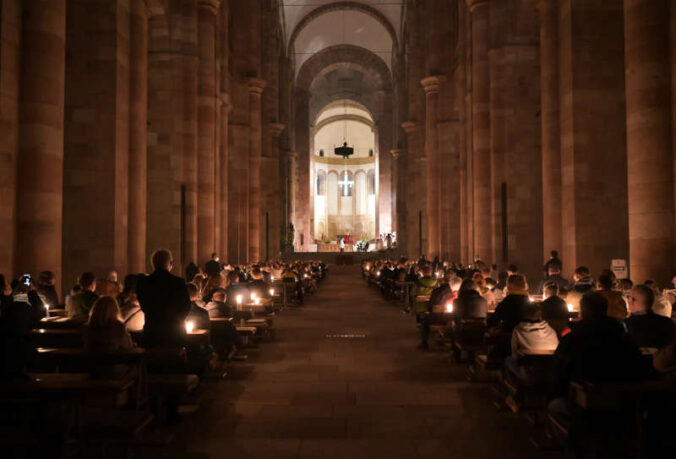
[137,249,191,348]
[205,252,222,277]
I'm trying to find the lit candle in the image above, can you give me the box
[269,288,275,296]
[45,304,50,318]
[446,302,453,313]
[236,295,242,305]
[528,297,534,303]
[304,274,308,279]
[271,276,275,282]
[365,266,370,271]
[185,321,195,333]
[254,297,260,305]
[567,303,574,312]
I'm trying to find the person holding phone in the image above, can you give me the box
[0,273,45,377]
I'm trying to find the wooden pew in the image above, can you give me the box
[395,281,414,305]
[0,374,154,456]
[29,329,84,348]
[503,349,555,416]
[38,316,82,330]
[553,379,676,458]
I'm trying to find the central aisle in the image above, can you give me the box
[173,266,551,458]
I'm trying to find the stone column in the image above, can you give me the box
[196,0,219,265]
[539,0,562,264]
[624,0,674,282]
[0,0,21,278]
[294,88,311,251]
[219,96,231,260]
[467,0,490,262]
[672,0,676,265]
[558,0,629,278]
[390,149,401,233]
[287,150,298,229]
[128,0,148,273]
[15,0,66,288]
[248,78,266,261]
[268,123,285,259]
[402,121,421,257]
[422,76,444,258]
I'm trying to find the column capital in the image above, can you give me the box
[269,123,286,137]
[401,121,419,134]
[247,78,267,95]
[390,149,401,159]
[421,75,446,94]
[198,0,221,15]
[466,0,488,12]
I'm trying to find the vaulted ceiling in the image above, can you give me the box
[281,1,403,75]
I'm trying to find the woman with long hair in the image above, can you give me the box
[84,296,134,352]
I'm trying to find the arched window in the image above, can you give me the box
[319,149,324,157]
[367,170,375,195]
[316,172,326,196]
[339,171,353,197]
[369,149,373,157]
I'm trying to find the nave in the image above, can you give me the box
[171,266,551,459]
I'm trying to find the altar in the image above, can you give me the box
[316,243,353,252]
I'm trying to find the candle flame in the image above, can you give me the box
[185,321,194,333]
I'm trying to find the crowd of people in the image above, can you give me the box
[0,250,326,381]
[363,251,676,452]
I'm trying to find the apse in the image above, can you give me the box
[312,101,377,243]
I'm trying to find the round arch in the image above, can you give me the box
[296,44,392,91]
[287,1,399,57]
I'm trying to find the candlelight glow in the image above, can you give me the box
[236,295,242,304]
[185,321,195,333]
[567,303,574,312]
[528,297,534,303]
[254,297,260,305]
[269,288,275,296]
[446,302,453,313]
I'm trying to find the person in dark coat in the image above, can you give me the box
[418,274,460,349]
[453,279,489,321]
[247,267,270,299]
[537,261,569,294]
[204,253,222,278]
[0,274,45,377]
[36,271,59,307]
[625,284,676,349]
[540,281,570,335]
[136,249,191,348]
[549,291,653,400]
[489,274,530,333]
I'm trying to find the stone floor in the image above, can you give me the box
[168,266,556,458]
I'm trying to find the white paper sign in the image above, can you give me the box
[611,259,628,279]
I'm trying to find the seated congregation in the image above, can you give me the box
[363,254,676,457]
[0,250,326,456]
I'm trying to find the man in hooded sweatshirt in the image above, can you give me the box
[504,302,559,385]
